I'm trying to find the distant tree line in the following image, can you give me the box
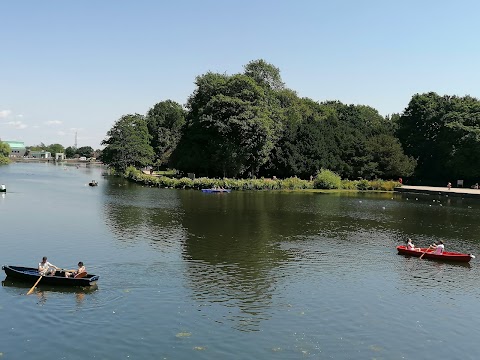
[26,143,102,159]
[101,59,480,184]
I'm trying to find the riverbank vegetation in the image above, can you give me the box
[124,167,399,191]
[101,59,480,187]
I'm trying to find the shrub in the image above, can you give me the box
[341,180,357,190]
[356,179,370,190]
[313,169,341,189]
[0,156,10,165]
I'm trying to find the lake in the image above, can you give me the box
[1,163,480,359]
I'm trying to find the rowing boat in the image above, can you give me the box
[396,245,474,262]
[2,265,99,286]
[201,189,231,193]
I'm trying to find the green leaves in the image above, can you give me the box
[172,71,279,178]
[102,114,154,171]
[146,100,186,167]
[0,141,11,157]
[397,92,480,181]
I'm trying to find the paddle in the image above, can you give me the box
[27,276,42,295]
[420,243,435,259]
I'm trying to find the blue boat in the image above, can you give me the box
[201,189,231,193]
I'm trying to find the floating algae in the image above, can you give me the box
[369,344,383,352]
[193,346,206,351]
[176,332,192,338]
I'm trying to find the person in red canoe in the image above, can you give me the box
[432,240,445,255]
[425,240,444,255]
[406,238,421,251]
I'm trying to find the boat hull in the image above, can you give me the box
[397,245,473,262]
[201,189,231,193]
[2,265,99,286]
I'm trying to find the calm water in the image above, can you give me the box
[1,163,480,359]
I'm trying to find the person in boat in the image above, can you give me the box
[38,256,59,276]
[425,241,444,254]
[65,261,86,278]
[431,240,445,255]
[406,238,421,251]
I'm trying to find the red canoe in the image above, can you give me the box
[396,245,474,263]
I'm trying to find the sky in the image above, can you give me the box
[1,0,479,148]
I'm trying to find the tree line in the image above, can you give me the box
[27,143,101,159]
[101,59,480,184]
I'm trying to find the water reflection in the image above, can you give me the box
[2,278,98,306]
[99,181,480,335]
[178,191,303,331]
[102,179,185,249]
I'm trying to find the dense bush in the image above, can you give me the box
[0,156,10,165]
[313,169,341,189]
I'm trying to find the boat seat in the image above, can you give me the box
[74,271,87,279]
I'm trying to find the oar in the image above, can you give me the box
[27,276,42,295]
[420,245,433,259]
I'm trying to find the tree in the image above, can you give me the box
[65,146,76,158]
[172,72,278,177]
[365,134,416,178]
[28,143,46,152]
[46,143,64,155]
[0,141,10,157]
[77,146,94,158]
[397,92,480,182]
[0,141,10,165]
[102,114,154,171]
[146,100,186,167]
[244,59,285,91]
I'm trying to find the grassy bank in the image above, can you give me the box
[124,167,400,191]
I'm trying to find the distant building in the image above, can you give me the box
[30,150,51,159]
[55,153,65,160]
[2,140,26,158]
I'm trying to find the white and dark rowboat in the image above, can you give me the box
[2,265,99,287]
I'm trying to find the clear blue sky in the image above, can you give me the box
[1,0,479,148]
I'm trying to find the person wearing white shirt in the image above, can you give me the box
[433,240,445,255]
[38,256,58,276]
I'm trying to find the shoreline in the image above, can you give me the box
[395,185,480,198]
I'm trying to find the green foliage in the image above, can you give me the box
[397,92,480,182]
[365,134,416,178]
[0,156,10,165]
[123,166,401,192]
[0,141,11,157]
[355,179,371,190]
[103,60,426,182]
[146,100,186,167]
[77,146,94,158]
[244,59,285,91]
[172,71,280,178]
[123,167,311,191]
[46,143,64,154]
[65,146,76,158]
[102,114,154,171]
[313,169,342,189]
